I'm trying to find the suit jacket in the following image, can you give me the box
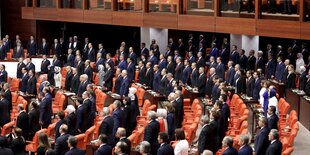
[174,98,184,128]
[41,59,50,74]
[206,74,215,97]
[236,76,246,94]
[144,120,160,155]
[103,68,113,91]
[40,43,49,55]
[65,147,85,155]
[127,62,135,82]
[268,114,279,130]
[87,48,96,62]
[181,65,192,85]
[55,134,70,155]
[148,56,158,66]
[299,72,307,91]
[95,58,105,72]
[120,138,131,155]
[210,48,218,60]
[256,57,265,72]
[159,75,168,94]
[196,57,206,69]
[77,81,89,96]
[153,71,161,92]
[166,61,175,75]
[197,74,206,94]
[246,77,255,97]
[238,145,253,155]
[275,62,285,81]
[128,52,137,64]
[26,76,37,95]
[112,108,125,136]
[282,67,289,83]
[226,67,235,86]
[247,56,256,71]
[165,80,174,97]
[0,70,7,84]
[39,95,52,126]
[286,53,296,67]
[157,143,174,155]
[27,41,37,56]
[254,127,270,155]
[55,119,67,139]
[84,66,93,82]
[67,54,75,67]
[16,62,26,78]
[0,148,13,155]
[99,116,114,145]
[158,59,167,71]
[16,111,29,139]
[95,144,112,155]
[222,147,238,155]
[220,48,230,65]
[265,59,276,79]
[141,47,149,58]
[71,74,80,94]
[286,72,296,89]
[10,137,26,155]
[230,51,240,65]
[138,67,147,85]
[76,103,90,133]
[65,112,77,135]
[0,45,6,59]
[115,75,123,95]
[253,78,262,100]
[265,140,282,155]
[188,56,196,64]
[65,71,73,91]
[118,60,127,71]
[13,47,24,59]
[216,63,225,80]
[120,76,130,96]
[28,108,40,137]
[198,123,217,154]
[4,89,12,111]
[239,55,248,70]
[209,62,217,70]
[20,74,29,92]
[145,68,154,88]
[75,61,85,76]
[52,43,61,56]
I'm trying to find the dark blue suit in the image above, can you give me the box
[254,127,270,155]
[148,56,158,66]
[238,145,253,155]
[152,71,161,92]
[144,120,160,155]
[182,65,192,85]
[216,63,225,80]
[114,75,123,95]
[126,62,135,82]
[87,48,96,62]
[67,54,75,67]
[188,56,196,64]
[20,74,29,92]
[253,78,262,100]
[112,108,125,136]
[120,76,130,96]
[0,98,10,127]
[95,58,105,72]
[13,47,24,59]
[77,81,89,96]
[0,45,6,59]
[268,114,279,130]
[210,48,218,60]
[76,102,91,133]
[64,147,84,155]
[222,147,238,155]
[226,67,235,86]
[27,41,37,56]
[26,62,35,72]
[84,66,93,82]
[275,62,285,81]
[157,143,174,155]
[55,133,70,155]
[191,68,198,88]
[230,51,239,66]
[158,59,167,71]
[118,60,127,71]
[220,48,230,65]
[128,52,137,65]
[95,144,112,155]
[266,59,276,79]
[39,94,53,128]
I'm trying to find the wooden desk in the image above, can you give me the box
[285,89,305,120]
[143,90,165,106]
[105,93,123,107]
[269,80,285,98]
[184,88,200,104]
[300,96,310,131]
[246,103,264,140]
[64,94,78,109]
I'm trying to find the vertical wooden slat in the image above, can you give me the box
[300,0,304,22]
[255,0,260,19]
[214,0,219,17]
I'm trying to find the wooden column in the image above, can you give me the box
[178,0,183,14]
[82,0,88,9]
[255,0,260,19]
[33,0,37,7]
[143,0,149,12]
[300,0,304,21]
[56,0,61,8]
[214,0,219,17]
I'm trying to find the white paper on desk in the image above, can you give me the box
[64,92,76,96]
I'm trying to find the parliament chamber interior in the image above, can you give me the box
[0,0,310,155]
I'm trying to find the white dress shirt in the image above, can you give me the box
[174,139,189,155]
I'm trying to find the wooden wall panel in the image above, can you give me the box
[215,17,256,35]
[257,20,301,39]
[143,13,178,29]
[301,22,310,40]
[21,7,34,19]
[84,10,113,24]
[57,9,84,23]
[178,15,215,32]
[34,8,58,21]
[112,12,143,27]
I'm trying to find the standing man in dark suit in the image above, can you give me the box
[158,54,167,72]
[247,50,256,71]
[65,66,73,91]
[99,107,114,145]
[95,134,112,155]
[181,59,192,85]
[41,54,50,74]
[77,74,89,96]
[274,57,285,81]
[67,49,75,67]
[159,69,168,93]
[254,117,270,155]
[174,90,184,128]
[230,45,240,66]
[145,62,154,88]
[152,65,161,92]
[120,70,130,97]
[102,62,113,91]
[226,61,235,86]
[266,129,282,155]
[40,38,49,55]
[26,70,37,95]
[238,134,253,155]
[198,115,217,154]
[239,49,248,70]
[166,56,175,75]
[265,54,276,79]
[3,83,12,111]
[75,55,84,76]
[220,44,230,65]
[84,60,93,82]
[95,53,105,72]
[235,70,246,94]
[27,36,37,56]
[174,57,184,83]
[39,87,53,128]
[141,42,149,59]
[187,51,196,65]
[222,136,238,155]
[0,41,6,60]
[191,63,198,88]
[115,128,131,154]
[0,92,10,127]
[148,50,158,66]
[54,124,70,155]
[26,57,36,72]
[112,101,125,138]
[157,132,174,155]
[114,68,123,95]
[299,66,307,91]
[0,65,7,83]
[65,136,85,155]
[252,72,262,100]
[216,57,225,80]
[118,54,127,71]
[128,47,137,65]
[70,68,80,94]
[75,98,89,133]
[138,61,147,85]
[16,57,26,79]
[52,38,61,56]
[286,65,296,89]
[267,106,279,130]
[196,52,206,69]
[87,43,96,62]
[19,67,29,93]
[28,102,40,139]
[64,105,77,136]
[256,51,265,74]
[246,71,255,97]
[144,111,160,155]
[126,58,136,82]
[206,68,216,97]
[55,111,67,139]
[13,41,24,59]
[197,67,206,96]
[16,104,29,140]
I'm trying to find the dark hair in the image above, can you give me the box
[159,132,169,143]
[14,127,23,138]
[117,141,128,153]
[220,94,227,102]
[215,100,223,109]
[269,106,276,114]
[98,134,108,143]
[175,128,185,140]
[57,111,65,120]
[68,136,77,147]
